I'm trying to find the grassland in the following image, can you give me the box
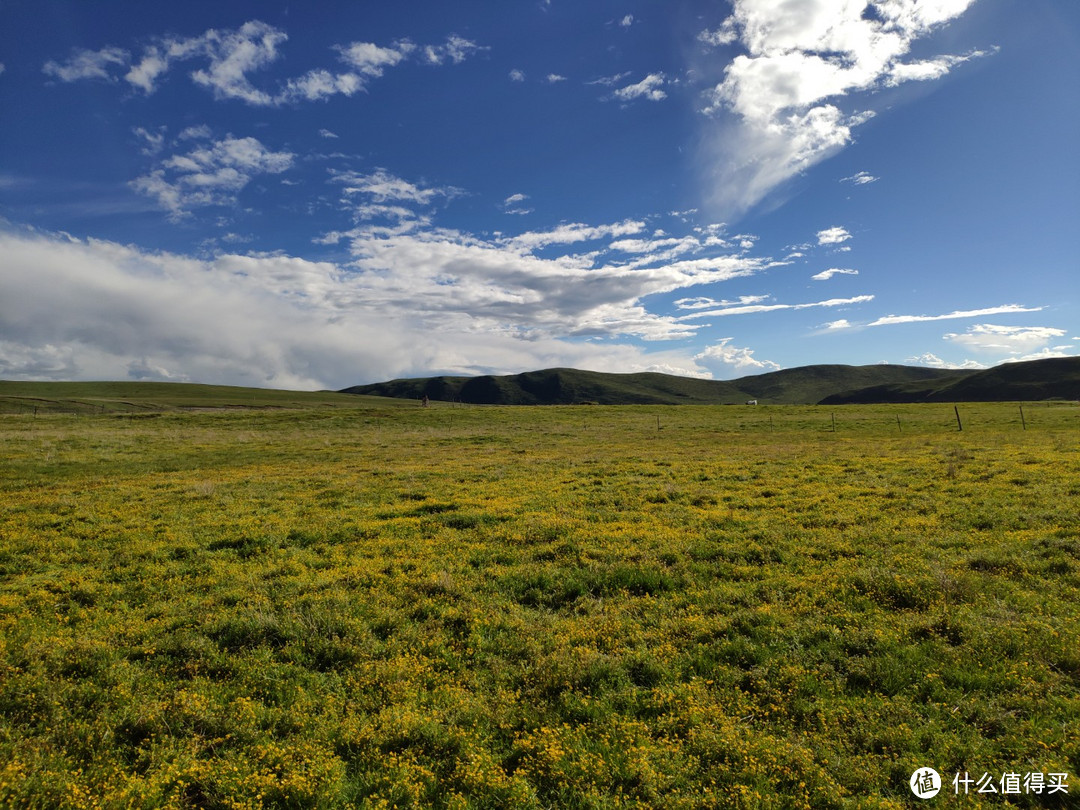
[1,398,1078,808]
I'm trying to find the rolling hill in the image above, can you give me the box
[342,357,1080,406]
[819,356,1080,404]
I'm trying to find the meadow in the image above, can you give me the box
[0,398,1078,808]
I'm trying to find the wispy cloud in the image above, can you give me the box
[868,305,1042,327]
[502,193,533,215]
[612,73,668,102]
[422,35,486,66]
[841,171,878,185]
[44,21,483,106]
[44,46,129,82]
[811,268,858,281]
[700,0,987,216]
[680,294,874,319]
[331,168,461,209]
[131,133,294,219]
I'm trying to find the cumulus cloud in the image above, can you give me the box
[943,324,1070,355]
[811,267,858,281]
[131,134,295,219]
[701,0,986,215]
[822,319,852,330]
[509,69,526,82]
[695,338,780,377]
[906,352,985,370]
[817,226,851,245]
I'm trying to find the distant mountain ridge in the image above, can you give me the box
[341,357,1080,405]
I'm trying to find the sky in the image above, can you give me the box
[1,0,1077,389]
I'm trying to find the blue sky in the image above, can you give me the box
[1,0,1077,389]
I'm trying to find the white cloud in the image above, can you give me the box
[502,193,532,215]
[680,294,874,319]
[178,125,213,141]
[675,295,769,310]
[613,73,668,102]
[588,72,631,87]
[331,169,461,208]
[48,22,479,105]
[822,319,852,330]
[906,352,985,370]
[132,126,166,156]
[132,135,295,219]
[279,70,364,102]
[547,73,567,83]
[868,304,1043,326]
[319,129,339,139]
[943,324,1069,355]
[811,267,858,281]
[507,220,646,251]
[699,18,740,47]
[620,15,635,27]
[510,69,526,82]
[43,46,130,82]
[817,226,851,245]
[423,35,485,65]
[1,226,779,386]
[337,40,414,75]
[886,49,992,86]
[188,21,288,105]
[701,0,984,215]
[841,171,878,185]
[695,338,780,377]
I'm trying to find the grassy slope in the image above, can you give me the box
[0,380,412,414]
[821,357,1080,404]
[341,364,965,406]
[1,402,1078,807]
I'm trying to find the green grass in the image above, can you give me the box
[0,380,412,415]
[1,401,1078,808]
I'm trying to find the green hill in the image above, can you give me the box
[341,363,968,405]
[820,356,1080,404]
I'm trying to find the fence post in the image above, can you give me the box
[954,406,963,432]
[1019,405,1026,430]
